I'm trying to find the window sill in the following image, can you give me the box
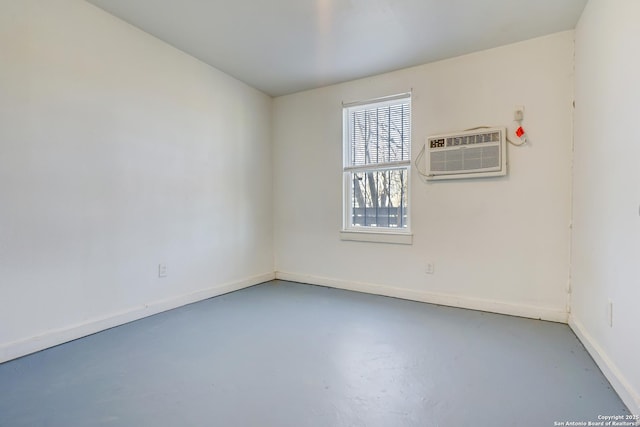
[340,230,413,245]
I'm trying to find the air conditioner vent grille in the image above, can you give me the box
[430,146,500,172]
[426,127,506,180]
[446,131,500,147]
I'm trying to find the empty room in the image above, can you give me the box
[1,0,638,425]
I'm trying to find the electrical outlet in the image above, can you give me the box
[158,263,167,278]
[426,263,434,274]
[514,105,525,121]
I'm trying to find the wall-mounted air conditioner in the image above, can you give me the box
[426,127,507,180]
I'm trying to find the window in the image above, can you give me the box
[342,93,411,243]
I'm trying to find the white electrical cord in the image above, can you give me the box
[414,144,429,177]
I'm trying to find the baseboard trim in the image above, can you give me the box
[569,316,640,415]
[0,272,275,364]
[275,271,568,323]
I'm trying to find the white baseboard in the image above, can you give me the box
[0,272,275,364]
[275,271,568,323]
[569,316,640,416]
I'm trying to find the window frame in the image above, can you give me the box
[341,93,412,244]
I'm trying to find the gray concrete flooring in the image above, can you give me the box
[0,280,629,426]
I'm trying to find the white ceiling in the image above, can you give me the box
[86,0,587,97]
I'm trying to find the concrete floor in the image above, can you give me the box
[0,280,629,426]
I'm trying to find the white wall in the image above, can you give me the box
[571,0,640,414]
[0,0,273,362]
[274,31,575,322]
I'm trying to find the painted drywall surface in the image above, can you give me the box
[572,0,640,413]
[0,0,273,354]
[273,31,574,319]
